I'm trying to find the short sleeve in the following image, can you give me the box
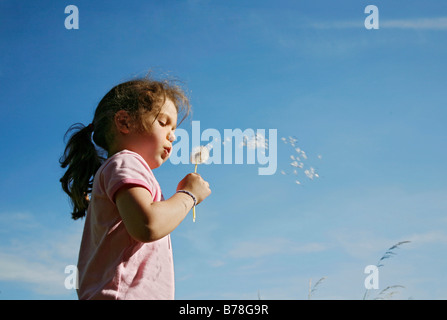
[100,151,158,203]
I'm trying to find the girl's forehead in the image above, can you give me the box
[158,99,178,118]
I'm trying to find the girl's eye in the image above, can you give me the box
[158,120,166,127]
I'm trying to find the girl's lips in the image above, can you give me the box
[163,147,171,156]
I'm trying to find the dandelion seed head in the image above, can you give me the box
[191,146,210,164]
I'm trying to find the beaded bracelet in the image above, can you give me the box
[176,190,197,207]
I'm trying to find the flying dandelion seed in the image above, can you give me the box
[304,167,318,180]
[190,146,210,222]
[241,133,268,150]
[280,136,321,187]
[222,136,232,145]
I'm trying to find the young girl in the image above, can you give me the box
[60,77,211,300]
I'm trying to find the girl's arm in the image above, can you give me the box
[115,173,210,243]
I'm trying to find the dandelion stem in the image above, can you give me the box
[193,163,198,222]
[190,146,209,223]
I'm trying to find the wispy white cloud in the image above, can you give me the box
[382,17,447,30]
[406,230,447,245]
[0,212,83,297]
[228,237,326,259]
[310,20,361,30]
[0,252,66,295]
[311,17,447,30]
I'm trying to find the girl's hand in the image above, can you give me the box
[176,173,211,205]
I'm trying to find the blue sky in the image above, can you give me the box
[1,0,447,299]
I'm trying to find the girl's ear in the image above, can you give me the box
[114,110,131,134]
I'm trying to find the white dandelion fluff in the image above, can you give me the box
[304,167,319,180]
[304,168,311,179]
[241,133,268,150]
[222,136,232,145]
[191,146,210,164]
[190,145,210,223]
[280,134,322,188]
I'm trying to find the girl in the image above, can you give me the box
[60,77,211,300]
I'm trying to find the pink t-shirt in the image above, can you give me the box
[77,150,175,300]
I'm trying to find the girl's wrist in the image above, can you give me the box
[176,190,197,207]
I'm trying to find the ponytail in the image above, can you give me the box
[59,123,104,220]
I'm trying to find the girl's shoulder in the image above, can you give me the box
[94,149,161,201]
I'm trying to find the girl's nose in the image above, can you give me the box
[168,132,176,143]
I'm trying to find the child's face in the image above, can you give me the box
[130,99,178,169]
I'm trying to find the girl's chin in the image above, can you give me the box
[148,156,168,169]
